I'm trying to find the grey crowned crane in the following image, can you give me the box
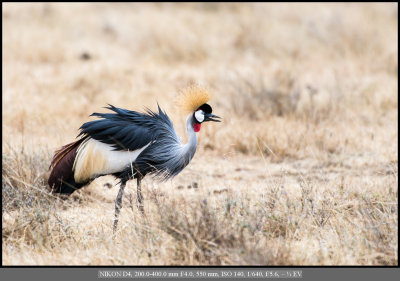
[48,85,220,231]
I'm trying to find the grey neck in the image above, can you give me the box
[182,114,197,162]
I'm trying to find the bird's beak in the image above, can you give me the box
[204,113,221,122]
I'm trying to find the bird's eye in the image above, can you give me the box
[194,110,204,123]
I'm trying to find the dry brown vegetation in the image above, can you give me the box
[2,3,398,265]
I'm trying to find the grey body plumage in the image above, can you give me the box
[111,105,198,182]
[131,114,198,180]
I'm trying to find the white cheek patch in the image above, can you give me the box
[195,110,204,123]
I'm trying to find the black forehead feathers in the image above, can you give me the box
[198,103,212,114]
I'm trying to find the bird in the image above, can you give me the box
[47,85,221,232]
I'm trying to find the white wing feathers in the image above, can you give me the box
[73,138,150,183]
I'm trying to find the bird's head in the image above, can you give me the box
[193,103,221,132]
[178,85,221,133]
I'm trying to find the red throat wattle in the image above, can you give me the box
[193,123,201,132]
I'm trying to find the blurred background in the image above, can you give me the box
[3,3,397,160]
[2,3,398,265]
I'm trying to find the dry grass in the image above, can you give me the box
[2,3,398,265]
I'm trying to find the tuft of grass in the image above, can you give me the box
[151,192,291,265]
[2,144,52,212]
[2,145,77,251]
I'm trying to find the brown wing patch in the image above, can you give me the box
[48,138,86,190]
[50,138,83,169]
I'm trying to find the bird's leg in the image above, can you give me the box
[113,180,126,233]
[137,177,145,215]
[126,184,135,212]
[128,192,134,211]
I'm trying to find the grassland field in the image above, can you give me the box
[2,3,398,265]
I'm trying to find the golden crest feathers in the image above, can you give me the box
[177,85,212,114]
